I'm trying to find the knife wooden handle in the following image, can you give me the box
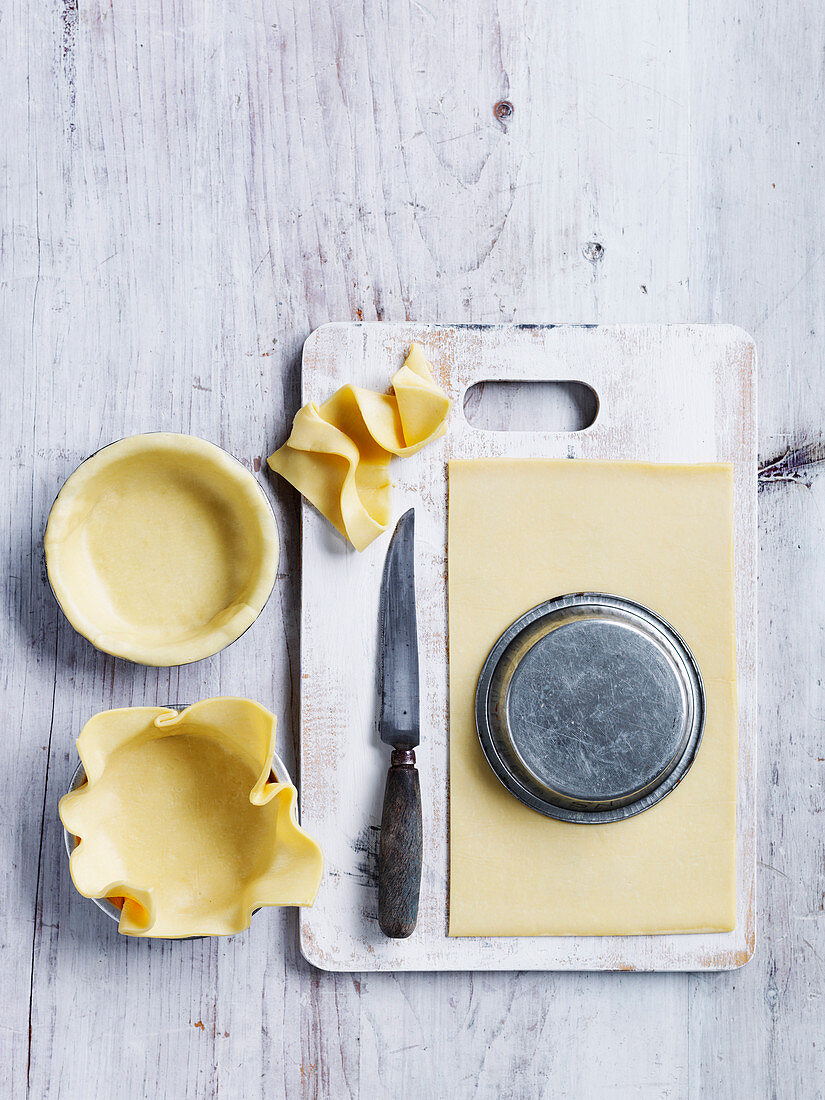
[378,748,422,938]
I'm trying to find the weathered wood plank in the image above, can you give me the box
[1,0,822,1094]
[687,0,825,1095]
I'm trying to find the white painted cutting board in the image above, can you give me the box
[297,323,756,972]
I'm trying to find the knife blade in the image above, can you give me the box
[376,508,423,938]
[378,508,420,749]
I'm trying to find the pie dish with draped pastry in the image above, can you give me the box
[60,698,323,938]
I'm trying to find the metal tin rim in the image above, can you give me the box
[63,760,123,924]
[475,593,706,824]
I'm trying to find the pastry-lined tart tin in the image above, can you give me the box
[475,592,705,823]
[45,433,279,666]
[62,726,300,929]
[59,699,323,938]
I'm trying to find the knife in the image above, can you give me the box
[377,507,423,939]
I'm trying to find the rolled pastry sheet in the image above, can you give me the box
[448,459,737,937]
[268,343,450,550]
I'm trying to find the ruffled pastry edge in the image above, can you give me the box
[268,343,450,550]
[59,699,324,937]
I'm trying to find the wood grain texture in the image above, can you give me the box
[1,0,821,1095]
[377,754,422,939]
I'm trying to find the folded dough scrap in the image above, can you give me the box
[59,698,324,938]
[268,343,451,550]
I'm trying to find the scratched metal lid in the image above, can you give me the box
[475,593,705,823]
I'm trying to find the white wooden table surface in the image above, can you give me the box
[2,1,821,1097]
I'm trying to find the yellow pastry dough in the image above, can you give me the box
[268,343,450,550]
[45,433,279,666]
[448,460,737,937]
[59,698,324,938]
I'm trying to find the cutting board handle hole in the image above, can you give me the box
[462,380,598,432]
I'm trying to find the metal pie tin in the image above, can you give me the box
[475,593,705,823]
[44,434,279,667]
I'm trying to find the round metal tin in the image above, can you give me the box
[475,593,705,823]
